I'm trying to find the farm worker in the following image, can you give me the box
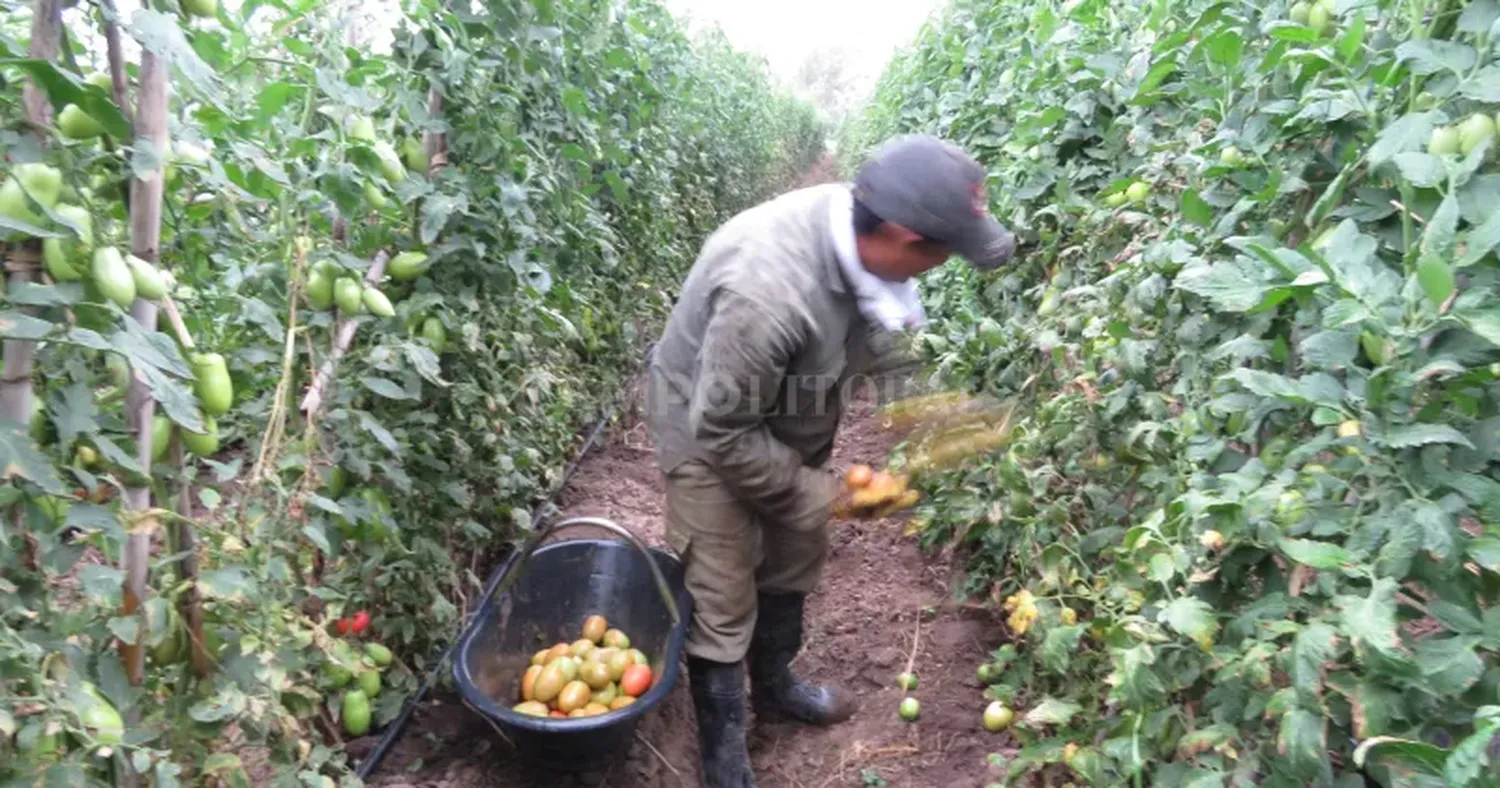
[644,134,1016,786]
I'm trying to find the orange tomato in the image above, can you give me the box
[620,664,653,697]
[521,665,542,702]
[845,464,874,489]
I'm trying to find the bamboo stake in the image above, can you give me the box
[119,47,169,690]
[6,0,61,574]
[424,88,447,172]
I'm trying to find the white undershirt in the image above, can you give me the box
[828,186,927,333]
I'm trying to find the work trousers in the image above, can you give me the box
[664,460,830,664]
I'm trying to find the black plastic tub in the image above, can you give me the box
[453,517,693,773]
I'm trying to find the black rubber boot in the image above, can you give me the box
[748,592,857,726]
[687,656,756,788]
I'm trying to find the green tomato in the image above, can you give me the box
[1219,146,1244,166]
[1289,1,1310,24]
[182,0,216,17]
[1456,112,1497,156]
[14,162,62,208]
[58,104,106,139]
[1125,181,1151,203]
[1428,125,1461,156]
[898,697,920,722]
[982,701,1014,731]
[1307,2,1331,34]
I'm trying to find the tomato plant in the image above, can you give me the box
[844,0,1500,784]
[1,0,821,783]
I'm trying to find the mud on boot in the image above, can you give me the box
[747,591,857,726]
[687,656,756,788]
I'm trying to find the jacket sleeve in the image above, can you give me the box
[859,322,928,407]
[687,289,841,532]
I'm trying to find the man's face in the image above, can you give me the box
[856,221,953,282]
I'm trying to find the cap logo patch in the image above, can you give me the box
[969,180,988,217]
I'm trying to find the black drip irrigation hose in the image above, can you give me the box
[354,341,655,781]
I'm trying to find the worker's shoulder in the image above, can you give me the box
[706,182,847,251]
[697,182,844,285]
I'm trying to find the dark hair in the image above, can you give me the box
[852,197,885,236]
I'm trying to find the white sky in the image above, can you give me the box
[662,0,943,97]
[71,0,942,108]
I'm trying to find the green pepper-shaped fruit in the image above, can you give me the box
[191,352,233,416]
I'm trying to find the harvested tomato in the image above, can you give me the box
[620,664,653,697]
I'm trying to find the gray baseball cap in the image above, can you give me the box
[852,134,1016,270]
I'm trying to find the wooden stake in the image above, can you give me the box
[119,47,169,688]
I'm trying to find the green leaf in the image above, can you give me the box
[1277,709,1329,779]
[1394,40,1478,75]
[1280,538,1353,570]
[129,9,223,107]
[1181,188,1214,227]
[1336,577,1400,657]
[1353,736,1448,776]
[0,422,64,494]
[1376,423,1475,450]
[1300,330,1358,369]
[1159,596,1219,647]
[1457,0,1500,34]
[1411,636,1484,695]
[0,58,131,137]
[1422,192,1461,258]
[360,376,414,400]
[1293,622,1339,704]
[198,567,255,600]
[1469,538,1500,572]
[0,310,59,340]
[1369,113,1440,165]
[1225,369,1344,408]
[1459,64,1500,102]
[1444,723,1500,785]
[357,411,400,454]
[1458,208,1500,268]
[1021,696,1080,728]
[1336,10,1366,63]
[1391,152,1446,188]
[236,296,284,343]
[1040,625,1084,674]
[1416,256,1455,307]
[78,564,125,604]
[301,523,331,555]
[561,86,589,115]
[107,615,141,645]
[1173,256,1278,312]
[188,688,246,723]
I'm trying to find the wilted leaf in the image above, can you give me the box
[1159,596,1219,649]
[1022,696,1081,728]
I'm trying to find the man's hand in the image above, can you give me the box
[831,464,921,520]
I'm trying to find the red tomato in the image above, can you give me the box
[351,611,371,634]
[620,664,653,697]
[335,618,352,635]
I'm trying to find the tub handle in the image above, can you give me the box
[489,516,682,627]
